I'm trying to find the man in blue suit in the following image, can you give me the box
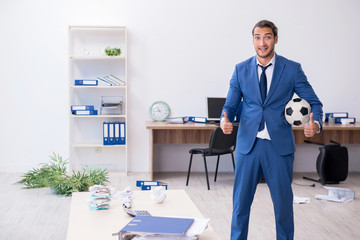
[221,20,323,240]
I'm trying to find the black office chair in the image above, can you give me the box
[186,126,238,190]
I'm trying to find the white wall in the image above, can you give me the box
[0,0,128,171]
[1,0,359,173]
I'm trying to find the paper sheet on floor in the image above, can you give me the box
[293,196,310,204]
[316,186,355,203]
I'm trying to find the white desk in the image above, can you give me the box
[66,190,221,240]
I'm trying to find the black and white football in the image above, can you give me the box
[285,98,311,126]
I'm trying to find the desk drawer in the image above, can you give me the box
[153,129,212,144]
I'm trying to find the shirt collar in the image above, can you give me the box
[256,53,276,67]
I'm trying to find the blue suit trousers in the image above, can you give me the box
[231,138,294,240]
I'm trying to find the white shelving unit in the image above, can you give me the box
[69,26,127,172]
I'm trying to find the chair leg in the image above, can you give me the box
[214,155,220,182]
[186,153,193,186]
[203,156,210,190]
[231,152,235,171]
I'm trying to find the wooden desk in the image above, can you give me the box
[66,190,220,240]
[146,121,360,179]
[293,123,360,144]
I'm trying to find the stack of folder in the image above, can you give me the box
[166,116,207,124]
[74,75,126,86]
[71,105,98,115]
[325,112,356,124]
[136,180,168,191]
[103,122,126,145]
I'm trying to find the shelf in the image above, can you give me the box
[70,25,126,29]
[70,56,126,60]
[71,85,126,89]
[69,25,127,172]
[71,114,126,118]
[71,143,126,148]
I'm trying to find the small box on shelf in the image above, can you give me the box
[100,96,123,115]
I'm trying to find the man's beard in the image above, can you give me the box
[257,47,274,59]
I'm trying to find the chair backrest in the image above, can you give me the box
[209,126,238,151]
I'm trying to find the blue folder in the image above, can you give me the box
[71,105,94,111]
[141,185,167,191]
[120,122,126,145]
[325,112,348,119]
[103,122,110,145]
[136,180,159,187]
[120,216,194,235]
[72,110,98,115]
[74,80,98,86]
[189,116,207,123]
[108,122,115,145]
[114,122,120,145]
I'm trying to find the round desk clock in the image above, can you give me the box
[149,101,170,121]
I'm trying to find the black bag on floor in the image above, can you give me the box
[303,140,348,185]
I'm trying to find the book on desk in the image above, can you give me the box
[114,216,194,239]
[113,215,211,239]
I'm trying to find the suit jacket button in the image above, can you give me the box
[263,107,265,110]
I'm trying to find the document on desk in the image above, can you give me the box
[121,218,210,239]
[184,218,210,236]
[116,216,210,240]
[120,216,194,236]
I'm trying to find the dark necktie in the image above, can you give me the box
[259,63,272,131]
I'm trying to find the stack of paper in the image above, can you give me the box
[88,185,116,210]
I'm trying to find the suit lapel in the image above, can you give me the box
[265,54,285,105]
[248,56,262,103]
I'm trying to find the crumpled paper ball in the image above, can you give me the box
[150,186,167,204]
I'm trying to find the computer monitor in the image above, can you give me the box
[207,97,226,123]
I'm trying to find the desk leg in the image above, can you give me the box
[149,129,154,180]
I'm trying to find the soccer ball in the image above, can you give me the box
[285,98,311,126]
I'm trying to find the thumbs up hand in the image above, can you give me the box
[304,113,319,137]
[221,112,233,134]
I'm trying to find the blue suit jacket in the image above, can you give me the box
[222,54,323,156]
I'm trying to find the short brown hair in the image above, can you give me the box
[252,20,278,37]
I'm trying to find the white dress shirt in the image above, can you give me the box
[256,55,275,140]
